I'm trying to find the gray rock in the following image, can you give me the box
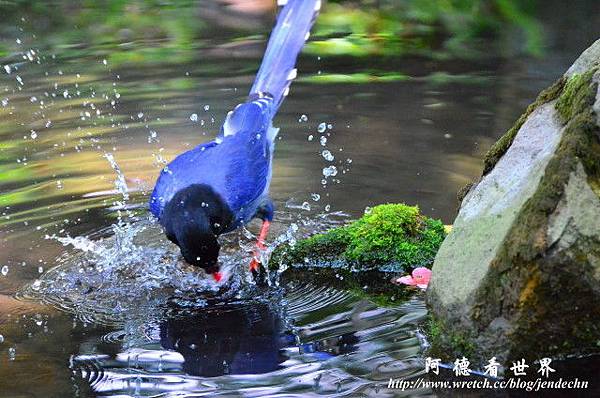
[427,40,600,366]
[566,39,600,77]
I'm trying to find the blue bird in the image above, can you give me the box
[149,0,321,281]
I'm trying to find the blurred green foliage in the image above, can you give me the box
[309,0,543,57]
[0,0,544,66]
[1,0,203,65]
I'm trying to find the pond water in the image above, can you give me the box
[1,1,599,397]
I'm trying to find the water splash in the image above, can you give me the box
[103,153,129,202]
[20,204,348,326]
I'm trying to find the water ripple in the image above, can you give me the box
[16,212,427,397]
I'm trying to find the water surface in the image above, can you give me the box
[0,1,599,397]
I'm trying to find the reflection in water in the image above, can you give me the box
[299,333,359,360]
[159,301,290,376]
[67,283,425,397]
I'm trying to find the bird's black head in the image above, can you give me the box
[160,184,233,275]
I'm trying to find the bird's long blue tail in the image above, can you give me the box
[250,0,320,112]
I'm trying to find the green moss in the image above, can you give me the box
[556,69,597,122]
[269,203,446,273]
[426,315,477,361]
[482,77,565,175]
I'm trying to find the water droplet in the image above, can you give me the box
[38,266,43,274]
[301,202,311,211]
[322,165,338,177]
[31,280,42,291]
[311,193,320,201]
[190,113,198,122]
[299,114,308,122]
[102,59,107,65]
[317,122,327,133]
[325,204,331,211]
[203,105,210,111]
[56,180,63,190]
[321,150,334,161]
[3,65,11,74]
[30,130,37,139]
[307,135,313,141]
[8,347,16,361]
[137,112,144,119]
[0,335,4,343]
[1,266,8,276]
[16,38,21,44]
[320,136,327,146]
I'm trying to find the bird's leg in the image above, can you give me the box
[250,220,271,272]
[250,200,274,272]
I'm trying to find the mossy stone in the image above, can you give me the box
[268,204,446,305]
[427,42,600,369]
[270,203,445,273]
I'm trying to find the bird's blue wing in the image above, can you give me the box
[149,102,273,223]
[220,129,272,216]
[149,140,219,218]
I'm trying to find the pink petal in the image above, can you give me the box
[412,267,432,285]
[396,276,417,286]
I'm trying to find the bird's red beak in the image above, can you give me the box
[212,271,223,282]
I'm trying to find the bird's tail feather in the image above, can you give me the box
[250,0,320,112]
